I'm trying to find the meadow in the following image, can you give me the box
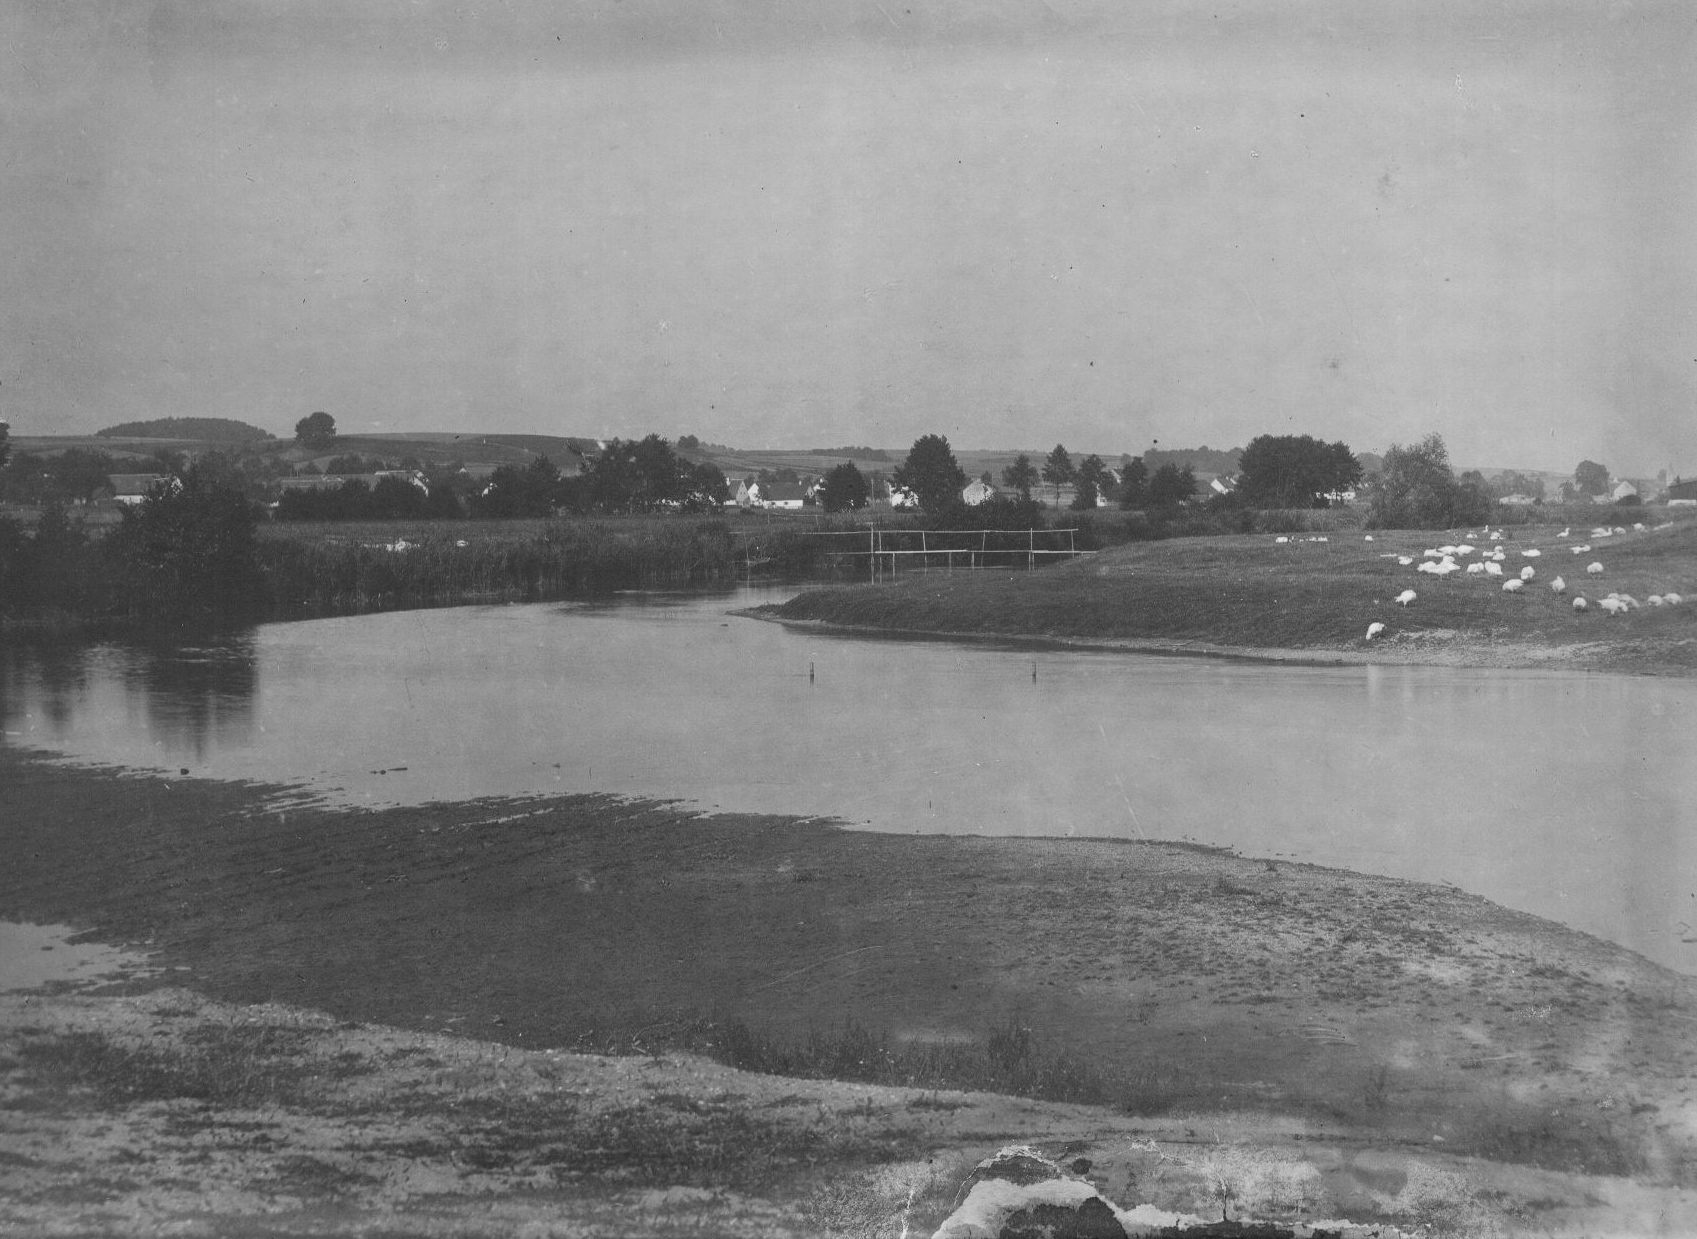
[770,513,1697,675]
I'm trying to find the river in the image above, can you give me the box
[3,585,1694,973]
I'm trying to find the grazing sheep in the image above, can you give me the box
[1572,596,1589,611]
[1616,593,1641,609]
[1502,579,1525,593]
[1366,622,1386,639]
[1634,522,1646,532]
[1395,589,1417,607]
[1397,556,1414,566]
[1485,562,1504,577]
[1456,543,1475,555]
[1522,549,1541,558]
[1466,562,1486,575]
[1423,548,1442,558]
[1614,526,1626,535]
[1648,595,1665,607]
[1550,575,1566,594]
[1364,535,1374,541]
[1275,536,1289,543]
[1599,597,1624,615]
[1666,593,1684,605]
[1571,544,1592,554]
[1520,566,1536,581]
[1437,544,1458,556]
[1587,561,1605,576]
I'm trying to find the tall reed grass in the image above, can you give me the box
[259,519,739,616]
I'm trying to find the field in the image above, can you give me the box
[770,515,1697,675]
[5,745,1697,1234]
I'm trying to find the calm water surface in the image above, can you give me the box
[4,586,1694,973]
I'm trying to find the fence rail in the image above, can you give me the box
[737,527,1094,578]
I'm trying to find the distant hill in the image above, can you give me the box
[96,417,273,442]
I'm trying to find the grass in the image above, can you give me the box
[256,516,743,615]
[768,514,1697,672]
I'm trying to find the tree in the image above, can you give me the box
[1234,435,1362,508]
[294,411,337,451]
[1071,455,1109,510]
[819,461,871,513]
[1117,457,1148,509]
[1041,445,1075,505]
[1366,432,1490,529]
[1147,462,1197,507]
[893,434,967,512]
[105,466,262,619]
[1574,459,1611,498]
[1000,454,1039,501]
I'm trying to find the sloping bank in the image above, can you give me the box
[756,522,1697,675]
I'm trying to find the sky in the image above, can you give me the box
[3,0,1694,474]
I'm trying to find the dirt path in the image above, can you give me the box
[4,746,1696,1234]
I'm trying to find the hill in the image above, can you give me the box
[96,417,273,442]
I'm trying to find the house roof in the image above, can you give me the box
[761,481,808,502]
[107,473,171,495]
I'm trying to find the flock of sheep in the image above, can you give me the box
[1358,522,1684,641]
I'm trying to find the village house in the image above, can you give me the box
[961,478,997,506]
[105,474,178,505]
[756,480,808,510]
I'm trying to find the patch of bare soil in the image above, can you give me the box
[5,988,1696,1237]
[4,747,1696,1235]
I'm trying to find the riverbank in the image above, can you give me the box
[764,518,1697,675]
[4,746,1696,1234]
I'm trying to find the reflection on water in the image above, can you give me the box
[3,587,1695,974]
[1,635,256,763]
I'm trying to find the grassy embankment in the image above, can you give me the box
[768,516,1697,674]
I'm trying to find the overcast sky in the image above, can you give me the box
[4,1,1693,473]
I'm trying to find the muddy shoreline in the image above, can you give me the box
[740,608,1633,674]
[5,744,1697,1234]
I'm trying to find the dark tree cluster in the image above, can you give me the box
[1234,434,1363,508]
[893,434,968,512]
[1365,433,1491,529]
[578,435,730,513]
[817,462,871,512]
[276,476,461,522]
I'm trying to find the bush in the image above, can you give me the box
[1366,433,1492,529]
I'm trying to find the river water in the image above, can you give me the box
[4,586,1694,973]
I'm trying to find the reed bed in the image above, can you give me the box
[258,518,740,616]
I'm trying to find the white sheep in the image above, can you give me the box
[1571,544,1592,554]
[1648,595,1665,607]
[1466,562,1486,575]
[1502,579,1525,593]
[1572,596,1588,611]
[1397,556,1414,566]
[1666,593,1684,605]
[1456,544,1475,555]
[1275,536,1289,543]
[1395,589,1417,607]
[1550,575,1566,595]
[1519,566,1535,581]
[1599,597,1624,615]
[1587,561,1605,576]
[1634,522,1646,532]
[1485,562,1504,578]
[1366,622,1386,639]
[1437,544,1458,556]
[1522,549,1541,558]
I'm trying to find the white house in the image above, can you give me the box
[961,479,997,506]
[1608,481,1639,503]
[888,484,920,509]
